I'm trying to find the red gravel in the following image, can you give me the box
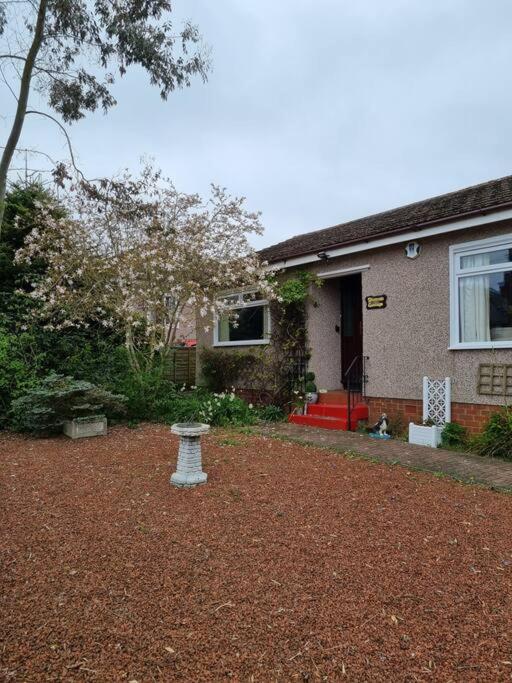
[1,424,512,682]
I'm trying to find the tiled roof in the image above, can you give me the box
[259,175,512,263]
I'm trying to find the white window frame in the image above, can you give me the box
[213,290,271,347]
[449,233,512,350]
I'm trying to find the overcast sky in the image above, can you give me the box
[3,0,512,248]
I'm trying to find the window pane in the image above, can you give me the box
[460,248,512,269]
[459,270,512,342]
[218,305,267,342]
[221,291,262,306]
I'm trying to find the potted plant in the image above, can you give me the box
[408,418,443,448]
[304,371,318,405]
[10,373,126,438]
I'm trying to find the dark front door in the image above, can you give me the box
[340,274,363,387]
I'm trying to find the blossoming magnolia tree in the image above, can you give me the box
[16,165,273,374]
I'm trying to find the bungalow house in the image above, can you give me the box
[197,175,512,434]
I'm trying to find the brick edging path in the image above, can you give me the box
[255,423,512,492]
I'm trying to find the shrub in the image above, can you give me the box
[0,328,44,427]
[387,412,407,439]
[304,371,317,393]
[200,348,257,392]
[471,408,512,461]
[114,368,178,421]
[184,390,257,427]
[113,369,257,428]
[40,328,128,388]
[9,373,127,434]
[441,422,467,450]
[257,404,285,422]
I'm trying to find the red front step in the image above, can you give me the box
[318,390,348,404]
[289,402,368,431]
[307,403,345,418]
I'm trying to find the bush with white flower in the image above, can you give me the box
[196,390,256,427]
[15,164,274,375]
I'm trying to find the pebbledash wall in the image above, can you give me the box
[301,220,512,433]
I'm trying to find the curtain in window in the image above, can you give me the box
[459,254,491,342]
[218,314,230,342]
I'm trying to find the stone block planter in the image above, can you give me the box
[63,415,107,439]
[170,422,209,487]
[408,423,442,448]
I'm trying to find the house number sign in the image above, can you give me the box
[365,295,387,310]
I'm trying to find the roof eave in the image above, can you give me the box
[264,201,512,265]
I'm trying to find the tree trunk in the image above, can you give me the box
[125,325,141,374]
[0,0,48,235]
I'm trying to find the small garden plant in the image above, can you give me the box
[304,371,317,394]
[472,408,512,461]
[441,422,468,450]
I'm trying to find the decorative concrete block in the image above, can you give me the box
[170,422,210,487]
[408,423,442,448]
[63,416,107,439]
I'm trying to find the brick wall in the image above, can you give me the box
[367,397,503,434]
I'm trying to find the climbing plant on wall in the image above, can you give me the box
[243,271,322,406]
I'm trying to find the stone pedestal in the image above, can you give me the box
[170,422,210,488]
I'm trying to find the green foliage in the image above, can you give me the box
[200,348,257,393]
[1,1,209,125]
[304,373,317,392]
[387,413,407,439]
[252,271,321,408]
[38,326,128,388]
[256,404,285,422]
[113,365,258,427]
[441,422,468,450]
[189,390,257,427]
[277,271,322,305]
[9,373,127,434]
[115,368,178,421]
[0,328,44,427]
[471,408,512,461]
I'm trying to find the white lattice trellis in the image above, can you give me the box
[422,377,451,426]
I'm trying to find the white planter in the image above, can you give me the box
[408,423,442,448]
[305,392,318,405]
[63,416,107,439]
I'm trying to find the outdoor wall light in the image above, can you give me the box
[405,241,421,259]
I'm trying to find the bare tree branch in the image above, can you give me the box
[0,0,48,234]
[0,54,27,61]
[0,61,19,100]
[25,109,84,180]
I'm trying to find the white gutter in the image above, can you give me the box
[267,207,512,270]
